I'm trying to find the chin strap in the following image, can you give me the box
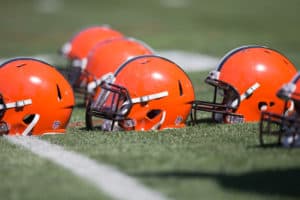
[231,82,260,108]
[22,114,40,136]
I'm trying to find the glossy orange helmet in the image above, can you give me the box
[82,37,154,95]
[60,25,124,87]
[86,55,195,131]
[260,72,300,147]
[0,58,75,136]
[191,45,297,124]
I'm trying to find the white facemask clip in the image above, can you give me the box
[87,72,115,94]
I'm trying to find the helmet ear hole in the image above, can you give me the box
[178,80,183,96]
[146,109,162,119]
[23,114,35,124]
[56,84,62,100]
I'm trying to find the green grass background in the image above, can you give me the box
[1,0,300,65]
[1,0,300,200]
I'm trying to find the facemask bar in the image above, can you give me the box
[87,73,115,94]
[259,81,300,147]
[88,75,169,131]
[277,83,296,100]
[0,94,6,118]
[22,114,40,136]
[0,95,35,136]
[67,57,89,89]
[150,111,166,130]
[90,81,132,122]
[67,60,82,88]
[259,100,300,147]
[191,77,243,124]
[0,94,8,135]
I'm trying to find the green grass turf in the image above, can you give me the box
[44,124,300,200]
[41,71,300,200]
[0,138,112,200]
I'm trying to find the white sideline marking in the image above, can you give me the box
[5,136,169,200]
[0,50,218,72]
[158,50,218,71]
[35,0,64,14]
[160,0,190,8]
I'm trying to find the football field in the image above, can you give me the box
[1,0,300,200]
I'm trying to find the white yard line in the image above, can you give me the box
[5,136,169,200]
[158,50,218,71]
[35,0,64,14]
[160,0,190,8]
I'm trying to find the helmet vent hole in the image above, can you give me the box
[56,84,62,100]
[178,80,183,96]
[283,59,289,65]
[270,102,275,107]
[140,59,150,64]
[23,114,35,124]
[16,63,26,68]
[146,109,162,119]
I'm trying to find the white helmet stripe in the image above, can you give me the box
[131,91,168,104]
[231,82,260,108]
[0,99,32,110]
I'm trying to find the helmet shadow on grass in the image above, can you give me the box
[134,168,300,198]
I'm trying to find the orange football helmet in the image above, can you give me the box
[191,45,297,124]
[60,25,124,87]
[0,58,75,136]
[82,37,154,95]
[260,72,300,147]
[86,55,195,131]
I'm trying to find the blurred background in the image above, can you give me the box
[1,0,300,66]
[1,1,300,200]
